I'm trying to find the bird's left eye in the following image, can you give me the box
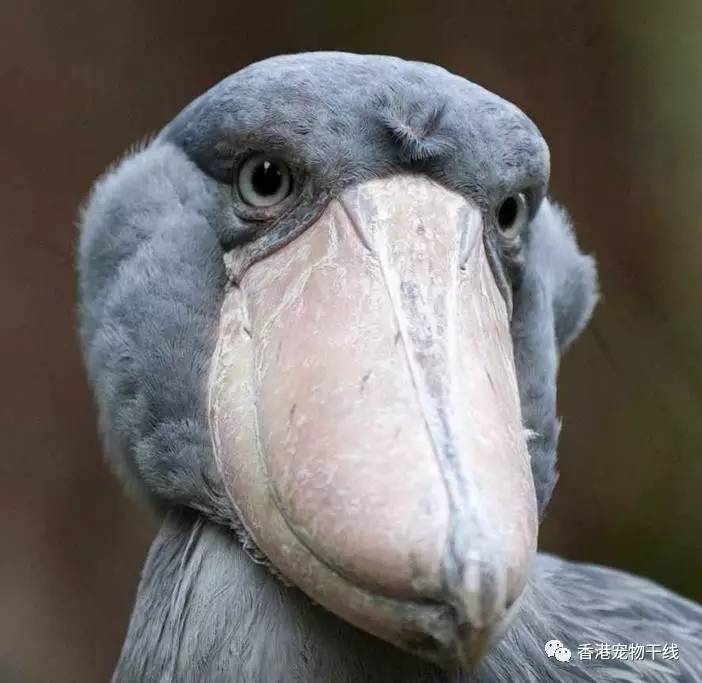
[237,154,292,208]
[496,192,529,239]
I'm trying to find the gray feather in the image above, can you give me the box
[116,512,702,682]
[76,52,696,683]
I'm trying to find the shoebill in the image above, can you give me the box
[77,52,702,681]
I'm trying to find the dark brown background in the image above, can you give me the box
[1,1,700,680]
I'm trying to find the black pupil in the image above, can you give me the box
[497,196,518,229]
[252,160,283,196]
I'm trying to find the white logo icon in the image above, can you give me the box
[545,639,572,662]
[555,646,572,662]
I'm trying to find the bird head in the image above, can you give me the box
[78,52,597,669]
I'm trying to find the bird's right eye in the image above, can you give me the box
[496,192,529,240]
[237,154,292,208]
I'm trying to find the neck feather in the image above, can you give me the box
[114,510,564,683]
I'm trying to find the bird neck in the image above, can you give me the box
[114,509,557,683]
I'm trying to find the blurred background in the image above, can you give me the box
[1,1,700,680]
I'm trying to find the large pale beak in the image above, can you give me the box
[208,175,537,667]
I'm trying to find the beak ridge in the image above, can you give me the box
[209,175,537,668]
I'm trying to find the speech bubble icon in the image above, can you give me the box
[555,646,572,663]
[545,639,563,657]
